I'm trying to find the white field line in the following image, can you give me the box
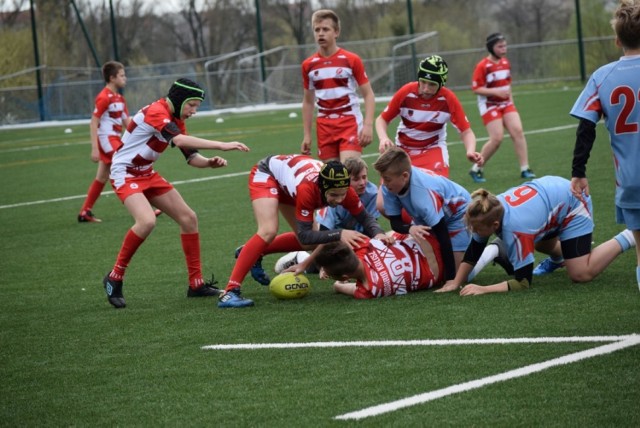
[0,124,576,211]
[200,335,635,350]
[334,334,640,421]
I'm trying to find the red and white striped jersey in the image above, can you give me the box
[472,57,512,107]
[111,98,185,183]
[301,48,368,119]
[262,154,363,223]
[354,237,441,299]
[93,87,129,137]
[380,82,471,155]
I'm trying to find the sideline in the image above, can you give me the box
[0,124,576,211]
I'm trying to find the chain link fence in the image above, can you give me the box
[0,34,616,125]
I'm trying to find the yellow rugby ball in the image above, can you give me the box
[269,272,311,300]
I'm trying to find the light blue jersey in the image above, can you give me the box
[570,55,640,209]
[381,167,471,251]
[473,176,594,272]
[315,181,379,232]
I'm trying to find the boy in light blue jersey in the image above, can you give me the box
[568,0,640,290]
[374,147,471,281]
[315,157,379,232]
[436,176,635,295]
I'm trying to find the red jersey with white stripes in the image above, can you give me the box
[262,155,365,223]
[380,82,471,155]
[301,48,368,119]
[353,237,443,299]
[93,87,129,137]
[472,57,513,109]
[111,98,185,186]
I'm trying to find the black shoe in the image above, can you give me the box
[78,210,102,223]
[187,274,223,297]
[103,274,126,308]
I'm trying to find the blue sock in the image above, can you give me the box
[614,229,635,252]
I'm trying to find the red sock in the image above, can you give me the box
[181,233,203,289]
[264,232,303,254]
[110,229,145,280]
[227,234,269,291]
[81,179,105,212]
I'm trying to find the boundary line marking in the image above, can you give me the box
[334,334,640,420]
[0,124,576,211]
[200,335,635,350]
[201,335,639,421]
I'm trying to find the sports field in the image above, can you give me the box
[1,83,638,426]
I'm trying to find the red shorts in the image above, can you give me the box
[481,103,518,126]
[111,171,173,203]
[248,165,295,205]
[403,146,449,177]
[316,115,361,160]
[98,135,123,164]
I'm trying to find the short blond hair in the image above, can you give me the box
[611,0,640,50]
[311,9,340,32]
[373,146,411,177]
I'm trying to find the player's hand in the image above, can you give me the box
[378,139,394,153]
[340,229,368,248]
[319,267,329,280]
[224,142,250,152]
[435,280,461,293]
[460,284,487,296]
[359,126,373,148]
[374,233,395,245]
[300,139,312,155]
[467,151,484,167]
[409,225,431,240]
[570,177,589,200]
[208,156,228,168]
[91,147,100,163]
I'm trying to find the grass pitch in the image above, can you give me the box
[0,83,638,426]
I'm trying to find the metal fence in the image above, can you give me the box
[0,34,616,125]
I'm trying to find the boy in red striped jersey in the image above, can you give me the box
[300,9,375,163]
[78,61,130,223]
[469,33,535,183]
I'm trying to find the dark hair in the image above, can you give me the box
[102,61,124,84]
[315,241,360,277]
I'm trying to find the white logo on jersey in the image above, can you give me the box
[130,183,139,189]
[270,188,278,195]
[301,210,310,217]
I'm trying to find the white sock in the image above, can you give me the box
[520,165,530,172]
[468,243,499,281]
[614,229,635,252]
[470,164,480,173]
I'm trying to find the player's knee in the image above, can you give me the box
[257,229,278,243]
[568,269,595,283]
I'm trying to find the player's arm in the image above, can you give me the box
[358,82,376,147]
[354,209,385,239]
[570,118,597,198]
[460,128,483,166]
[296,219,342,246]
[89,115,100,162]
[460,263,532,296]
[375,114,394,153]
[301,88,315,155]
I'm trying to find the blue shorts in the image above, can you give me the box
[616,206,640,231]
